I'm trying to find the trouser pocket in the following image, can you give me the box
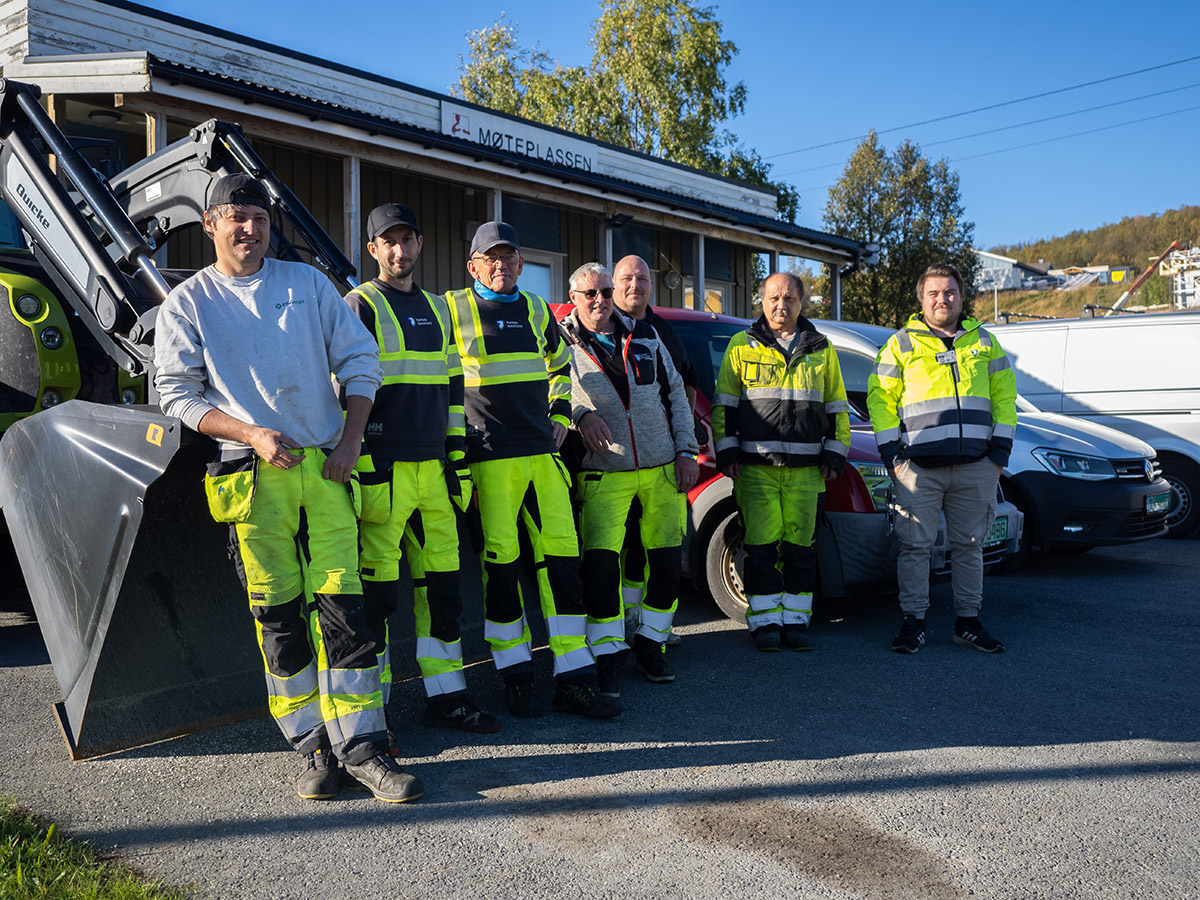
[355,456,392,524]
[204,457,257,523]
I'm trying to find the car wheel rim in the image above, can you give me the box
[1164,473,1193,529]
[721,533,748,610]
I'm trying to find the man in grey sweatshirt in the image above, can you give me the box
[560,262,698,701]
[154,174,419,804]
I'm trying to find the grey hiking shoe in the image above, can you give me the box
[342,754,423,803]
[296,748,339,800]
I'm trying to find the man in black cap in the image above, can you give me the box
[155,174,423,804]
[443,222,617,719]
[344,203,501,739]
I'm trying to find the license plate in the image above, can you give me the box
[1147,491,1172,514]
[984,518,1009,545]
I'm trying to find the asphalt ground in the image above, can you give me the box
[1,537,1198,900]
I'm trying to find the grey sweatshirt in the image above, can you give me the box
[561,309,697,472]
[154,258,382,451]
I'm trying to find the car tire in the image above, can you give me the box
[1160,454,1200,539]
[703,508,748,623]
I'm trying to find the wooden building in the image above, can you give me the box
[0,0,875,317]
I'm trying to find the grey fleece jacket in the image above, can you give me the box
[155,258,382,451]
[561,309,698,472]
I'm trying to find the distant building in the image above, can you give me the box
[974,251,1056,291]
[1047,265,1136,290]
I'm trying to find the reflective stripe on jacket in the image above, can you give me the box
[866,313,1017,467]
[711,316,851,471]
[444,287,572,462]
[346,281,465,463]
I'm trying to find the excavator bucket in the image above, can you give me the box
[0,401,264,759]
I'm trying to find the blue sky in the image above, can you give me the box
[139,0,1200,252]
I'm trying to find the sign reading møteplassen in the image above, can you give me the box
[441,102,597,173]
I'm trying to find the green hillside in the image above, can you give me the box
[989,205,1200,270]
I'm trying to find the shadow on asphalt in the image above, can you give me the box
[10,539,1198,796]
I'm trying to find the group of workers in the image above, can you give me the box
[153,173,1017,807]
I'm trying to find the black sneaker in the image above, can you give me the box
[751,623,782,652]
[423,696,502,734]
[634,635,675,683]
[504,680,545,718]
[954,617,1004,653]
[342,754,423,803]
[551,680,622,718]
[782,623,814,651]
[295,748,339,800]
[891,615,926,654]
[595,651,625,697]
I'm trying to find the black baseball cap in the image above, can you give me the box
[366,203,421,241]
[209,173,271,211]
[470,221,521,256]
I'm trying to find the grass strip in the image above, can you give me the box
[1,798,192,899]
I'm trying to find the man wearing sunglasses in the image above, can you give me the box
[443,222,617,719]
[560,262,698,702]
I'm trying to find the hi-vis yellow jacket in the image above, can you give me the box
[867,314,1017,467]
[345,281,465,464]
[712,316,851,471]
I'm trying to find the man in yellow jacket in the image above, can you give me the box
[867,263,1017,654]
[712,272,851,651]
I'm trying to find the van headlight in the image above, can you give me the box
[850,461,892,511]
[1031,448,1116,481]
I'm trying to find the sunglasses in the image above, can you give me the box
[573,287,614,300]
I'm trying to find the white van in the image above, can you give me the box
[988,311,1200,537]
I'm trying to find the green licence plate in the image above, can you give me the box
[985,518,1009,545]
[1147,491,1172,514]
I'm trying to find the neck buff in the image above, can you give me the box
[474,280,520,302]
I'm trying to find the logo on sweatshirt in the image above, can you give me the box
[274,297,306,311]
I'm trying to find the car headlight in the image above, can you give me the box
[1031,448,1117,481]
[850,461,892,511]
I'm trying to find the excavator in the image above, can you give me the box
[0,78,358,759]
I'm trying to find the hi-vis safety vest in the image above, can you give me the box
[443,288,572,424]
[867,314,1017,462]
[346,282,465,461]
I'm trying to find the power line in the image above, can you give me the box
[766,53,1200,159]
[774,80,1200,179]
[790,102,1200,195]
[951,102,1200,162]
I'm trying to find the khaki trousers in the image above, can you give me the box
[891,457,999,618]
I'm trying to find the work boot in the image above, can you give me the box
[751,623,782,652]
[504,676,545,718]
[295,748,339,801]
[342,754,423,803]
[782,623,814,651]
[595,650,625,698]
[634,635,675,683]
[422,694,502,734]
[551,680,621,718]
